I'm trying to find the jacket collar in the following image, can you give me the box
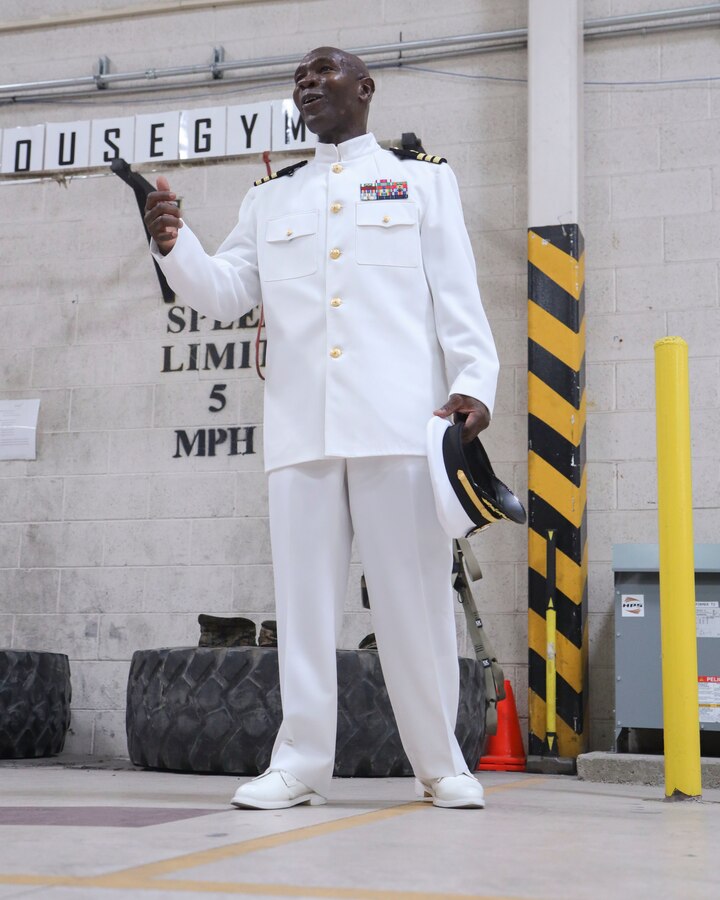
[313,132,380,164]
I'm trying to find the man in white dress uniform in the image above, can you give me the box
[145,47,499,810]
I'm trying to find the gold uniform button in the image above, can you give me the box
[382,216,390,223]
[330,202,343,214]
[331,163,343,174]
[330,297,342,308]
[329,248,342,260]
[286,229,293,237]
[330,347,342,359]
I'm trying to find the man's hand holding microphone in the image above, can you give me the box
[144,176,183,255]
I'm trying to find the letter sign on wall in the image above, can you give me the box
[272,99,310,151]
[89,117,136,167]
[179,106,227,160]
[0,99,315,176]
[1,125,46,174]
[226,102,272,156]
[43,120,91,170]
[134,111,181,164]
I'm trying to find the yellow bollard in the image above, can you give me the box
[654,336,702,800]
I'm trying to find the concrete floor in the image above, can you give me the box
[0,760,718,900]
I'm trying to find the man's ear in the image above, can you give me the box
[359,76,375,103]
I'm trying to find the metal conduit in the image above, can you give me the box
[1,5,719,101]
[0,48,534,107]
[1,0,718,35]
[1,29,528,96]
[584,3,720,28]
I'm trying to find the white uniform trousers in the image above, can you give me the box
[266,455,470,796]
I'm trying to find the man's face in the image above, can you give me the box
[292,48,371,141]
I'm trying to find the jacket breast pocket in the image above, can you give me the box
[355,201,419,268]
[260,211,319,282]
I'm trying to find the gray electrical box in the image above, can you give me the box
[613,544,720,748]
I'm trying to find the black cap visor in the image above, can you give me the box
[441,423,526,534]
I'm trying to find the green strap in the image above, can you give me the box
[453,539,506,735]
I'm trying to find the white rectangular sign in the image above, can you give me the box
[699,675,720,723]
[1,125,45,174]
[226,102,272,156]
[272,99,315,151]
[179,106,227,160]
[621,594,645,617]
[44,119,91,171]
[0,99,316,175]
[697,601,720,639]
[0,399,40,460]
[134,111,181,164]
[89,116,135,167]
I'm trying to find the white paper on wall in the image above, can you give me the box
[179,106,228,160]
[226,102,272,157]
[134,111,181,164]
[0,399,40,461]
[271,99,317,151]
[0,125,46,174]
[697,601,720,638]
[621,594,644,617]
[43,120,91,171]
[89,117,136,167]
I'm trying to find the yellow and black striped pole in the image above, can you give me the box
[527,225,588,762]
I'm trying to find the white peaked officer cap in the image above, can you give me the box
[426,416,527,540]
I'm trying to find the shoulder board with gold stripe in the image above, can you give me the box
[389,147,447,165]
[253,159,308,187]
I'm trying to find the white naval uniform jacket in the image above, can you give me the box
[154,132,499,473]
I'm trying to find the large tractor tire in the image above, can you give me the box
[0,650,72,759]
[126,646,485,776]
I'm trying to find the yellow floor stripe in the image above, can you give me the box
[0,874,533,900]
[109,879,531,899]
[0,779,546,899]
[528,530,587,606]
[528,451,586,529]
[528,373,585,446]
[0,875,80,887]
[92,804,428,884]
[528,231,584,301]
[93,780,540,887]
[486,776,546,793]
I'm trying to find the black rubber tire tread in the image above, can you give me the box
[334,651,484,776]
[0,650,72,759]
[126,646,485,777]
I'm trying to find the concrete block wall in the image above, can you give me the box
[0,0,718,758]
[582,0,720,749]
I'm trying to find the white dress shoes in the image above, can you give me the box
[417,772,486,809]
[231,769,327,810]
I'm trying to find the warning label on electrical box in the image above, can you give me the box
[696,601,720,638]
[698,676,720,724]
[621,594,645,617]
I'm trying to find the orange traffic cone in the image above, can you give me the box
[478,679,526,772]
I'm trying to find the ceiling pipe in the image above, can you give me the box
[1,5,719,102]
